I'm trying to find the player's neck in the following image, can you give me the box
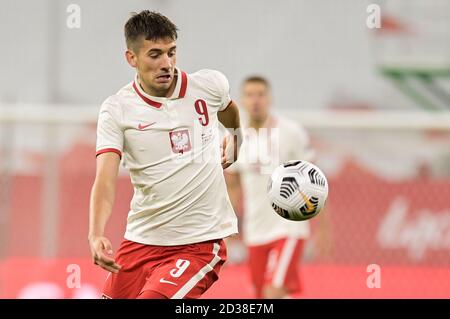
[249,114,271,130]
[137,71,178,98]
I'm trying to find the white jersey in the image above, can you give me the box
[231,115,315,246]
[96,68,238,246]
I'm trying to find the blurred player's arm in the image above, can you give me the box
[218,101,243,169]
[88,152,122,273]
[224,171,244,216]
[294,125,333,258]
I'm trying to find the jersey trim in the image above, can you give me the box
[179,71,188,98]
[171,242,222,299]
[272,237,297,287]
[220,99,233,112]
[96,148,122,159]
[132,69,188,108]
[132,81,163,109]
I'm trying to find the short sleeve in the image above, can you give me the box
[212,71,232,111]
[225,161,241,173]
[96,97,124,159]
[292,124,315,162]
[197,69,232,111]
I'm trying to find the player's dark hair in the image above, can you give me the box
[242,76,271,90]
[124,10,178,52]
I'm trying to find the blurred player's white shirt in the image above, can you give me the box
[230,115,314,246]
[96,68,238,246]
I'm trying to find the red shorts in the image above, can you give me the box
[247,238,304,298]
[102,238,227,299]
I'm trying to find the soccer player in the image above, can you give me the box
[225,76,314,299]
[88,11,242,299]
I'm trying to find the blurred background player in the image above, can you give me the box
[225,76,315,299]
[88,11,242,299]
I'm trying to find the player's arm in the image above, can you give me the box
[224,171,244,216]
[218,101,243,169]
[293,124,332,257]
[88,152,122,273]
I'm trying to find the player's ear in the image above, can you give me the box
[125,49,137,68]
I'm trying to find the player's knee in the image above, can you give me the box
[263,285,288,299]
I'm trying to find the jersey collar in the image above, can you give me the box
[133,67,188,109]
[246,114,278,129]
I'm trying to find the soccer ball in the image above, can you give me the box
[267,160,328,221]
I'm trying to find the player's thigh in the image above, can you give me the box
[137,290,168,299]
[103,270,146,299]
[268,238,304,290]
[141,239,227,299]
[102,240,150,299]
[247,244,271,288]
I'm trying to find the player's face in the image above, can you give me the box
[126,37,177,96]
[241,82,271,123]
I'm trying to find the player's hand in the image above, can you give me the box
[221,135,239,170]
[88,236,122,273]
